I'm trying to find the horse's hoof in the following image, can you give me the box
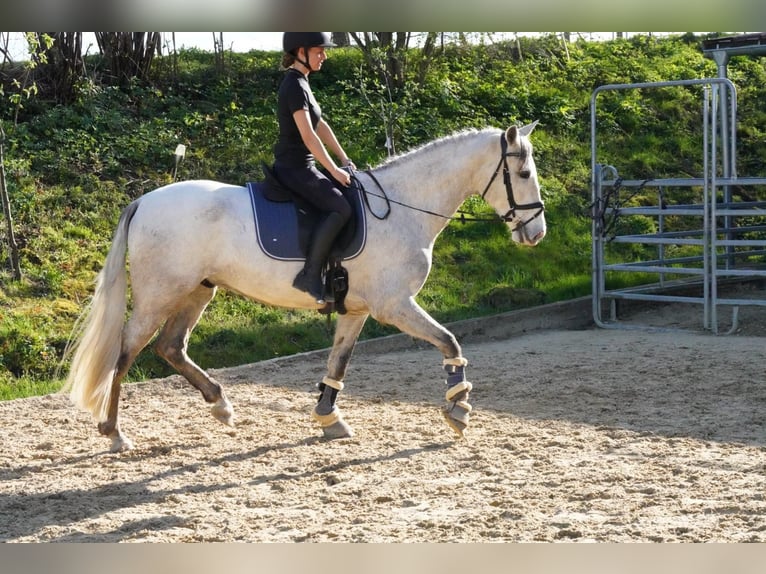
[321,419,355,440]
[312,407,354,439]
[109,434,134,453]
[212,397,235,427]
[441,405,470,438]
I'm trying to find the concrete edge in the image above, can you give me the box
[225,296,594,373]
[353,295,594,356]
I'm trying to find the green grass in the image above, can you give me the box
[0,374,63,401]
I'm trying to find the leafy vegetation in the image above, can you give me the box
[2,33,765,400]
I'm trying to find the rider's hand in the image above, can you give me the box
[334,166,351,187]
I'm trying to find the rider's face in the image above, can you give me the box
[306,46,327,70]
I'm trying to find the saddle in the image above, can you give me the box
[247,164,367,314]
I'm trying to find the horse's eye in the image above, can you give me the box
[519,170,531,179]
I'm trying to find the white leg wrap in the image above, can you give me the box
[455,400,473,412]
[445,380,473,402]
[312,406,341,427]
[322,376,344,391]
[443,357,468,367]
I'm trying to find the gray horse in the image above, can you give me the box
[64,122,546,452]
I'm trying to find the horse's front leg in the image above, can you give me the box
[376,297,472,437]
[441,356,473,437]
[313,312,369,439]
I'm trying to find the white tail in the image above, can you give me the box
[61,200,141,422]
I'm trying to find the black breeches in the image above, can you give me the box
[275,164,352,223]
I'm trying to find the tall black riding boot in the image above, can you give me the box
[293,212,347,304]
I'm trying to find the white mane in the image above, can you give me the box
[375,127,494,171]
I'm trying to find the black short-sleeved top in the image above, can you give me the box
[274,68,322,168]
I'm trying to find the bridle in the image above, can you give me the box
[480,132,545,232]
[359,131,545,232]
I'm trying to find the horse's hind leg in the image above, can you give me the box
[313,312,369,439]
[153,284,234,427]
[99,308,169,452]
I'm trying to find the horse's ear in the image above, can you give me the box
[518,120,539,137]
[506,120,539,145]
[505,125,519,145]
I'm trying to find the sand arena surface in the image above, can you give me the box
[1,301,765,542]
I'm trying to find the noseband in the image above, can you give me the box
[481,133,545,232]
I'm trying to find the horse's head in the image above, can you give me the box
[482,121,547,246]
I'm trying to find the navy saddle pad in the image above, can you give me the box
[246,181,367,262]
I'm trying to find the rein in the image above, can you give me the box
[357,132,545,231]
[358,170,497,224]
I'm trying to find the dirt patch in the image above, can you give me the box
[2,296,765,542]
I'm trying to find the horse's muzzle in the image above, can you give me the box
[528,228,546,245]
[513,223,546,246]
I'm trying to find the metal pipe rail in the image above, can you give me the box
[591,77,766,333]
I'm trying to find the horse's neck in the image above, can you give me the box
[376,130,500,221]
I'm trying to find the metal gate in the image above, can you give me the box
[590,78,766,333]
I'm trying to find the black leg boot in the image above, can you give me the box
[293,212,347,304]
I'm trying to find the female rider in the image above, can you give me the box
[273,32,355,305]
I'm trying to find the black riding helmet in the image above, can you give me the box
[283,32,336,71]
[283,32,336,53]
